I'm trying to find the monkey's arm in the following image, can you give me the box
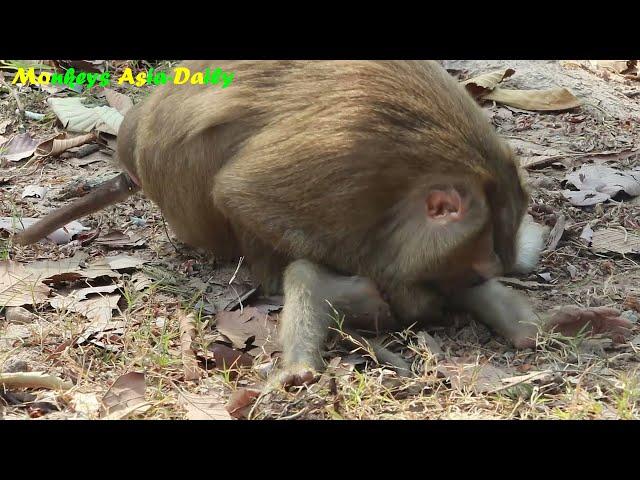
[14,173,140,246]
[453,279,633,348]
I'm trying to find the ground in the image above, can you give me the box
[0,60,639,420]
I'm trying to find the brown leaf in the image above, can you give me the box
[226,388,261,419]
[179,311,204,381]
[94,231,146,249]
[50,292,121,323]
[178,391,232,420]
[208,343,254,369]
[590,60,637,75]
[100,371,146,418]
[0,261,51,307]
[215,307,279,355]
[437,360,510,393]
[462,68,515,97]
[546,214,566,251]
[36,132,96,157]
[1,133,39,162]
[591,228,640,255]
[483,87,581,111]
[104,89,134,115]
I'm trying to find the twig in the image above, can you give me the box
[0,72,25,117]
[0,371,73,390]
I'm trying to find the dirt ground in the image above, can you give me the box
[1,60,639,420]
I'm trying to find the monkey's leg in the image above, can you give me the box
[277,259,405,388]
[14,173,140,246]
[453,279,633,348]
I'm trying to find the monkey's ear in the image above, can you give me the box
[425,189,464,222]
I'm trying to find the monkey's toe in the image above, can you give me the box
[278,366,319,390]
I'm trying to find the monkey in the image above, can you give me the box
[14,61,633,388]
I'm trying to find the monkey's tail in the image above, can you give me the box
[13,172,141,246]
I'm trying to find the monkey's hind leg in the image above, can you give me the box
[277,259,403,388]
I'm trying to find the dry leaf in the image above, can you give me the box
[208,343,254,369]
[50,292,120,323]
[21,185,48,201]
[565,165,640,198]
[590,60,637,75]
[179,311,204,381]
[0,261,51,307]
[23,252,91,284]
[0,216,89,244]
[215,307,279,355]
[226,388,261,419]
[102,254,145,270]
[94,231,146,249]
[591,228,640,255]
[0,371,73,390]
[483,87,581,111]
[131,272,153,291]
[178,391,232,420]
[437,360,510,393]
[0,133,39,162]
[462,68,515,97]
[47,97,123,135]
[563,190,611,206]
[100,371,146,418]
[104,89,134,115]
[36,132,96,157]
[546,214,566,251]
[69,392,101,418]
[5,306,38,324]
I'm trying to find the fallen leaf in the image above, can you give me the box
[580,224,594,244]
[69,392,101,418]
[0,261,51,307]
[563,190,611,206]
[178,391,232,420]
[104,89,134,115]
[226,388,261,419]
[21,185,48,201]
[100,371,146,418]
[591,228,640,255]
[437,360,510,393]
[47,97,123,135]
[565,165,640,204]
[546,214,566,251]
[0,133,39,162]
[208,343,254,369]
[131,272,153,291]
[23,252,90,284]
[590,60,637,75]
[0,216,89,244]
[0,119,11,135]
[50,292,120,323]
[102,254,146,270]
[215,307,279,355]
[5,306,38,324]
[36,132,96,157]
[179,311,204,381]
[94,231,146,249]
[483,87,581,111]
[461,68,515,97]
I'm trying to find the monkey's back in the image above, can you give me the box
[126,60,526,272]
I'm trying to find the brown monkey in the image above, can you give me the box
[15,61,633,386]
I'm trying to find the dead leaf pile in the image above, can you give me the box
[563,164,640,206]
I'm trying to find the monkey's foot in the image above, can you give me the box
[277,365,319,390]
[515,306,633,348]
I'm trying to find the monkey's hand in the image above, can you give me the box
[546,306,633,342]
[277,364,319,390]
[517,306,634,348]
